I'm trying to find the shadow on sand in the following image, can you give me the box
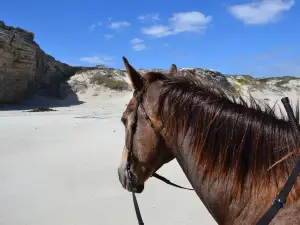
[0,92,85,112]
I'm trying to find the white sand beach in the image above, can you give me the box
[0,90,217,225]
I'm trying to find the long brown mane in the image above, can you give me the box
[145,71,300,200]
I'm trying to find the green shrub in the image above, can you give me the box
[233,83,242,95]
[90,74,128,91]
[235,76,266,91]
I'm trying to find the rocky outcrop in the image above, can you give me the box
[0,21,80,104]
[137,67,233,91]
[178,68,234,92]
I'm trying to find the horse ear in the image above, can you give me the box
[122,56,144,90]
[169,64,178,74]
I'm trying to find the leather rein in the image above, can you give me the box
[124,81,300,225]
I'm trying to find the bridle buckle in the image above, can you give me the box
[126,164,133,182]
[272,198,285,208]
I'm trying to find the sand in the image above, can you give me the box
[0,90,217,225]
[1,85,298,225]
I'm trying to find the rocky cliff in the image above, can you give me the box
[0,21,81,104]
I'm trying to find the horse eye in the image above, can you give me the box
[121,117,127,125]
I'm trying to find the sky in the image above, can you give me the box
[1,0,300,77]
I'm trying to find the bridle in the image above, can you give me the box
[125,83,159,184]
[125,81,194,189]
[124,82,193,225]
[123,82,300,225]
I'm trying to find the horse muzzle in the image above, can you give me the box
[118,167,144,193]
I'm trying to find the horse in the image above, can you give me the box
[117,57,300,224]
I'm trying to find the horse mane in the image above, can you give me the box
[145,71,300,199]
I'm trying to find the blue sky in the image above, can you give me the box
[1,0,299,77]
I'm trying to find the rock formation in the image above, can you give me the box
[0,21,81,104]
[177,67,234,92]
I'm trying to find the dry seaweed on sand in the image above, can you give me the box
[27,107,57,112]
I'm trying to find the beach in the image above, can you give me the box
[0,90,217,225]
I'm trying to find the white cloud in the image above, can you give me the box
[142,25,171,37]
[141,11,212,38]
[98,21,102,26]
[132,44,147,51]
[130,38,144,44]
[130,38,147,51]
[79,56,113,64]
[228,0,295,25]
[109,21,131,29]
[138,13,161,22]
[104,34,114,40]
[170,12,212,33]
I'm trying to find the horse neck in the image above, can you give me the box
[170,128,238,224]
[169,125,283,224]
[160,97,299,224]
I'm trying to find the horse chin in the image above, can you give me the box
[118,168,144,193]
[126,182,144,193]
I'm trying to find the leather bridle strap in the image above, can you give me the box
[152,172,194,190]
[128,85,194,225]
[256,159,300,225]
[256,97,300,225]
[132,172,194,225]
[132,192,144,225]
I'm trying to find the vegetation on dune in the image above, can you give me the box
[89,73,128,91]
[259,76,300,92]
[232,75,300,93]
[235,75,266,91]
[233,83,242,95]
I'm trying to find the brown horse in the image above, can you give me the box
[117,57,300,224]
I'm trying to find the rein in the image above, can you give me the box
[256,97,300,225]
[124,82,299,225]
